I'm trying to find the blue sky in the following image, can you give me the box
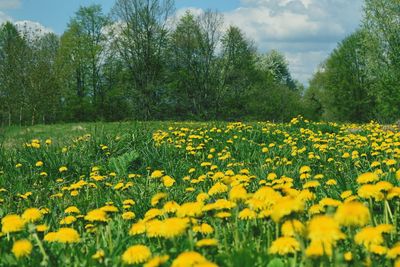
[0,0,364,84]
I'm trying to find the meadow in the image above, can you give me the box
[0,118,399,267]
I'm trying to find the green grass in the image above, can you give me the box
[0,120,398,266]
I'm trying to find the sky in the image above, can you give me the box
[0,0,364,84]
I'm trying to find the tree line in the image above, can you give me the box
[1,0,398,125]
[0,0,307,126]
[304,0,400,123]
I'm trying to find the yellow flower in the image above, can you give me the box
[281,220,305,237]
[84,209,108,222]
[1,214,25,233]
[12,239,32,259]
[144,255,169,267]
[354,226,383,249]
[358,184,384,200]
[176,202,203,217]
[55,228,80,243]
[344,251,352,261]
[357,172,379,184]
[229,185,248,201]
[269,237,300,255]
[387,243,400,259]
[172,251,216,267]
[65,206,81,214]
[192,223,214,234]
[334,201,370,227]
[129,221,146,235]
[151,193,168,206]
[208,182,228,196]
[60,216,77,225]
[122,211,136,220]
[36,224,49,232]
[59,166,68,173]
[307,216,345,256]
[122,245,151,265]
[35,161,43,167]
[162,175,176,187]
[92,249,105,260]
[146,217,189,239]
[150,170,164,179]
[271,196,304,222]
[238,208,257,220]
[196,238,219,247]
[22,208,43,223]
[299,165,311,174]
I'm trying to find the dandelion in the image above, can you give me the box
[196,238,219,247]
[22,208,43,223]
[122,245,151,265]
[2,214,25,233]
[144,255,169,267]
[84,209,107,222]
[357,172,379,184]
[12,239,32,259]
[269,237,301,255]
[334,201,370,227]
[55,228,80,243]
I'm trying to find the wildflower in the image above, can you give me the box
[122,245,151,265]
[84,209,107,222]
[344,252,352,261]
[269,237,301,255]
[60,216,77,225]
[144,255,169,267]
[150,170,163,179]
[55,228,80,243]
[229,185,247,201]
[129,221,146,235]
[2,214,25,233]
[59,166,68,173]
[357,172,379,184]
[162,175,176,187]
[334,201,370,227]
[35,161,43,167]
[92,249,105,261]
[12,239,32,259]
[193,223,214,234]
[307,216,345,256]
[281,220,305,237]
[172,251,216,267]
[238,208,257,220]
[196,238,219,247]
[122,212,136,220]
[271,197,304,222]
[354,226,384,249]
[387,243,400,259]
[36,224,48,232]
[65,206,80,214]
[151,193,168,206]
[358,184,384,200]
[22,208,43,223]
[208,182,228,196]
[177,202,203,217]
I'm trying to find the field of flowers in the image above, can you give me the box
[0,118,399,266]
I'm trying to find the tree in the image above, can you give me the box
[219,25,256,119]
[0,22,28,126]
[168,10,223,119]
[57,5,109,121]
[112,0,175,119]
[363,0,400,122]
[257,50,296,90]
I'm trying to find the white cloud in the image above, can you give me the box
[0,0,21,9]
[14,20,53,39]
[221,0,364,84]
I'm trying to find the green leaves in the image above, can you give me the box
[108,150,139,176]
